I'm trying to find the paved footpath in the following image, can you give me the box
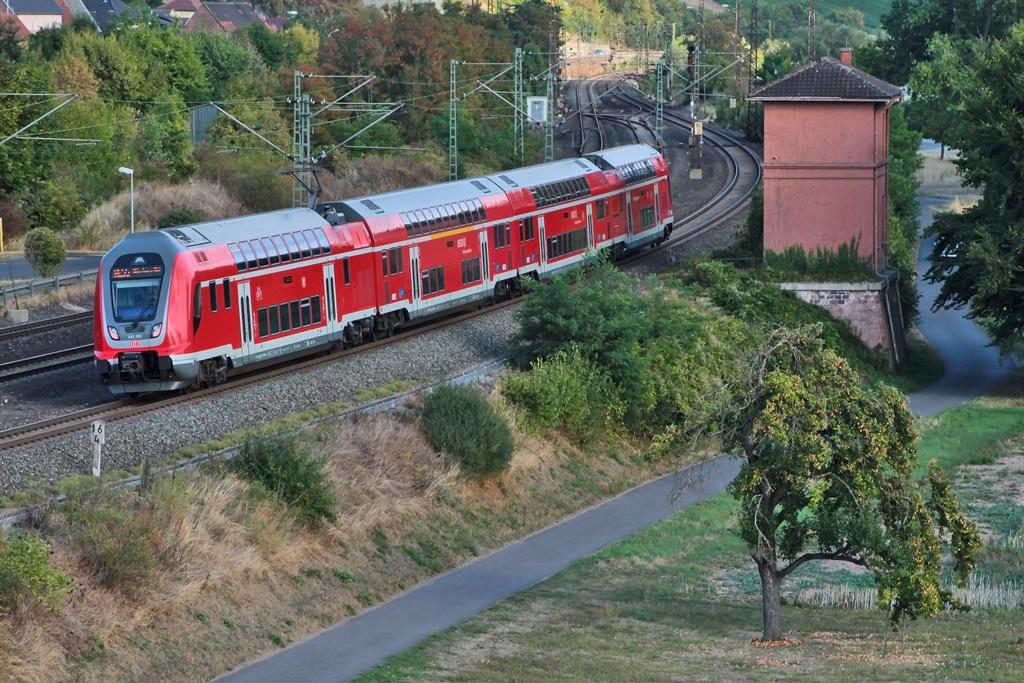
[216,200,1015,682]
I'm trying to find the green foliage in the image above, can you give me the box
[501,346,623,445]
[691,326,980,639]
[58,482,159,591]
[23,227,67,278]
[763,237,871,278]
[0,530,74,614]
[20,177,87,232]
[419,383,514,477]
[711,187,763,263]
[157,207,206,229]
[918,24,1024,353]
[230,433,338,529]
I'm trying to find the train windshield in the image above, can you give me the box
[109,253,165,323]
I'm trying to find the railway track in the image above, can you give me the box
[0,299,519,453]
[0,345,94,382]
[0,311,92,344]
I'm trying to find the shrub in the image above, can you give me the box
[58,482,159,590]
[230,433,338,529]
[157,206,206,228]
[23,227,66,278]
[0,530,74,614]
[501,346,623,445]
[420,383,514,477]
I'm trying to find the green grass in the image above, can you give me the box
[356,390,1024,682]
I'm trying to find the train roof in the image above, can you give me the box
[583,143,662,170]
[317,177,505,223]
[107,209,326,253]
[480,156,601,190]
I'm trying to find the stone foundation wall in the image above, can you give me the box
[780,273,905,366]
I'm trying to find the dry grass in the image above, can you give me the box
[0,408,659,683]
[916,148,982,204]
[66,181,247,252]
[320,153,447,200]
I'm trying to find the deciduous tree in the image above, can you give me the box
[684,325,979,641]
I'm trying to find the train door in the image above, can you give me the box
[538,216,547,266]
[409,246,420,315]
[237,281,255,360]
[586,204,594,248]
[626,193,634,236]
[480,229,490,289]
[654,184,661,226]
[321,264,339,337]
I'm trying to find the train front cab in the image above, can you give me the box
[95,243,199,394]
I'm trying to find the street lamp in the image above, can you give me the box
[118,166,134,234]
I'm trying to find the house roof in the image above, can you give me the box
[78,0,139,29]
[751,57,903,103]
[203,1,261,28]
[0,11,30,38]
[156,0,201,11]
[7,0,62,15]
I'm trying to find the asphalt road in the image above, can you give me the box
[214,199,1016,683]
[0,252,102,283]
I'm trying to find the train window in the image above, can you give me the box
[315,229,331,255]
[239,241,258,270]
[389,246,403,275]
[472,199,484,222]
[228,244,247,271]
[294,232,312,258]
[269,305,280,335]
[461,257,481,285]
[492,223,505,249]
[431,207,444,232]
[257,307,269,338]
[223,279,232,310]
[282,233,301,260]
[290,300,300,328]
[193,284,202,334]
[343,258,350,285]
[279,303,290,332]
[303,229,322,256]
[381,251,388,277]
[401,213,413,237]
[209,281,218,313]
[641,206,655,228]
[251,239,269,268]
[521,216,535,241]
[300,298,312,327]
[596,197,605,220]
[262,238,280,266]
[312,295,322,324]
[271,235,290,263]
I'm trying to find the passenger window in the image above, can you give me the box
[283,233,301,260]
[209,282,218,312]
[251,239,269,267]
[300,298,312,327]
[279,303,290,332]
[222,279,232,310]
[272,235,290,262]
[239,241,258,269]
[314,229,331,254]
[290,300,300,327]
[228,244,247,271]
[257,307,269,338]
[343,258,350,285]
[262,238,279,265]
[303,229,321,256]
[269,306,279,335]
[294,232,311,258]
[312,295,322,324]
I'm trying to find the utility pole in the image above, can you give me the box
[808,0,817,61]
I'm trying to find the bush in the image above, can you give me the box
[0,530,74,614]
[23,227,66,278]
[230,433,338,529]
[501,346,622,445]
[157,207,206,229]
[58,482,159,590]
[420,384,514,477]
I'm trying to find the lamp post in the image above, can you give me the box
[118,166,134,234]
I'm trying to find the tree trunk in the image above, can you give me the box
[756,556,784,641]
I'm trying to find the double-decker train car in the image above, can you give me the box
[95,143,673,394]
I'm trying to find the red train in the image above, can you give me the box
[94,144,674,394]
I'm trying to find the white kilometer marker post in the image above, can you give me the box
[91,420,105,476]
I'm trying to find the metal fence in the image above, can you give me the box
[1,269,98,308]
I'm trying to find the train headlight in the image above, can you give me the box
[151,323,163,338]
[107,326,120,340]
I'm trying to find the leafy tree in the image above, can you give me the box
[157,206,206,228]
[21,177,87,232]
[886,104,923,323]
[186,29,256,100]
[683,325,979,641]
[138,94,198,181]
[238,21,288,71]
[23,227,67,278]
[920,24,1024,352]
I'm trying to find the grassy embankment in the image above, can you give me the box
[358,383,1024,682]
